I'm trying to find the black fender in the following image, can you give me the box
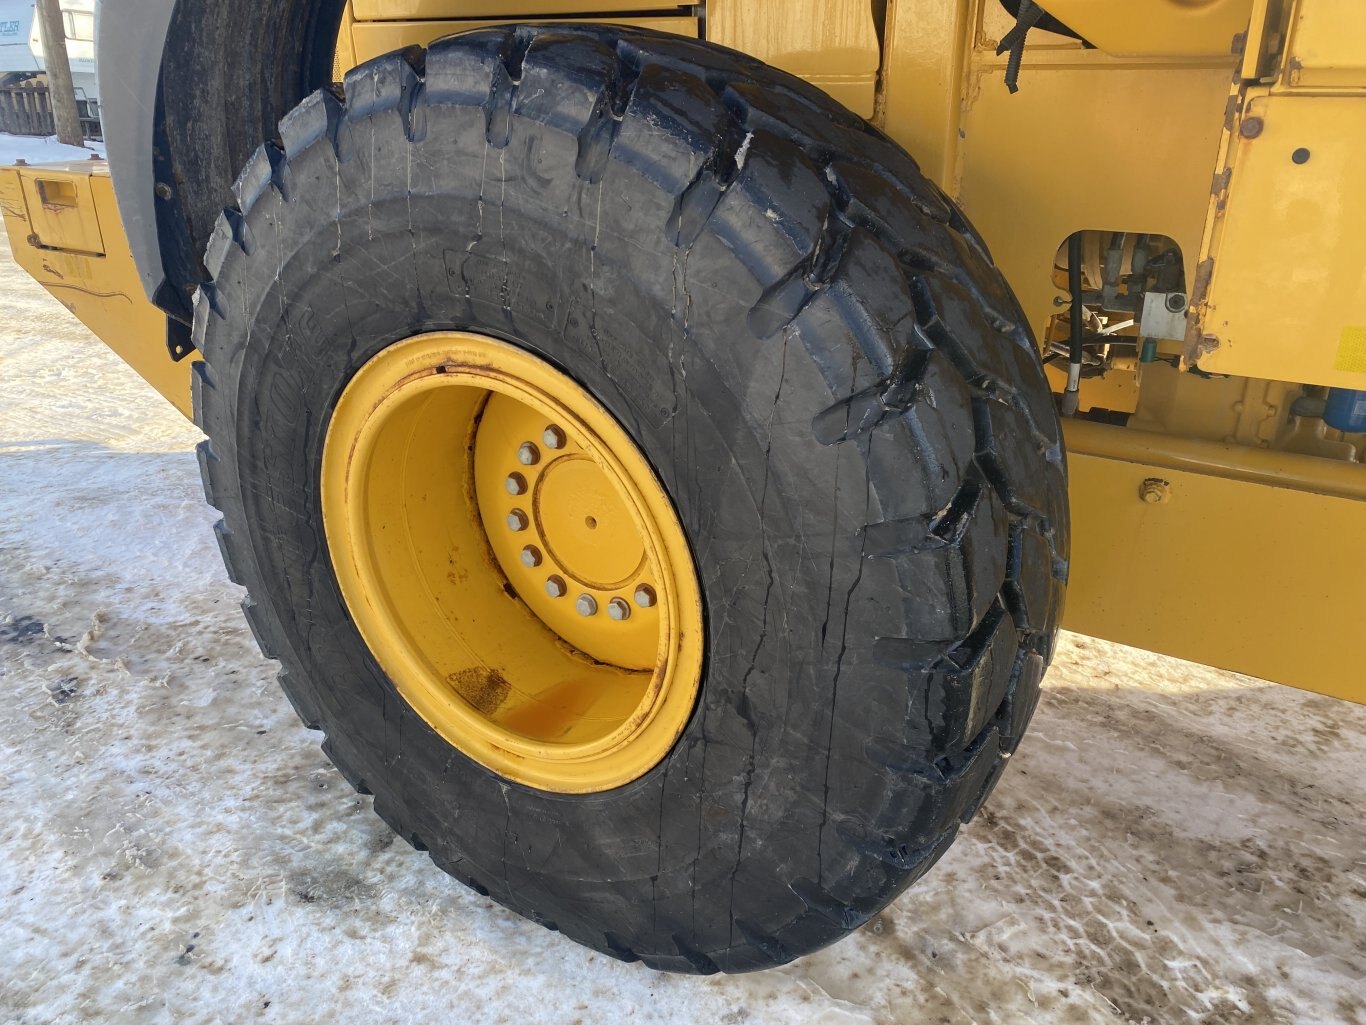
[98,0,345,333]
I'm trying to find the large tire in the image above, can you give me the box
[193,25,1068,972]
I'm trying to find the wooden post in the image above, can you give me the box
[34,0,83,146]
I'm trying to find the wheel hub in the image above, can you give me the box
[474,395,658,670]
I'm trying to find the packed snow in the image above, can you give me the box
[1,230,1364,1024]
[0,131,105,167]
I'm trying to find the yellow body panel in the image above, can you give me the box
[706,0,880,116]
[878,0,1365,703]
[1283,0,1366,90]
[349,15,699,65]
[17,172,105,254]
[353,0,684,17]
[1064,419,1365,703]
[881,0,1233,341]
[0,163,193,418]
[1037,0,1253,58]
[1195,91,1366,386]
[1190,5,1366,386]
[344,0,881,117]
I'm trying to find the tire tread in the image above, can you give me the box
[189,24,1066,974]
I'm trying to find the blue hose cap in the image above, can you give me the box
[1324,388,1366,433]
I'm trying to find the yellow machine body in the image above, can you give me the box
[2,0,1362,702]
[0,162,196,417]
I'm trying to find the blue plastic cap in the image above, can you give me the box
[1323,388,1366,434]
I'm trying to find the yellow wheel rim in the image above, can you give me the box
[320,332,704,793]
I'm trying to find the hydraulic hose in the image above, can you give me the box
[1062,232,1084,416]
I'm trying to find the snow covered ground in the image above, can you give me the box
[1,229,1364,1025]
[0,132,105,167]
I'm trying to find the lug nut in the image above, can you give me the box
[507,509,529,531]
[545,575,566,598]
[520,545,542,568]
[634,584,657,609]
[505,472,527,496]
[543,424,566,450]
[517,442,540,466]
[576,594,598,617]
[607,597,631,621]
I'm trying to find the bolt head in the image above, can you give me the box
[1239,116,1264,139]
[1165,293,1187,313]
[545,575,566,598]
[607,597,631,621]
[576,594,598,617]
[517,442,539,466]
[505,472,527,496]
[506,509,528,531]
[542,425,566,450]
[520,546,541,568]
[633,585,657,609]
[1139,478,1170,504]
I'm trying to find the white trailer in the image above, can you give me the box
[0,0,98,132]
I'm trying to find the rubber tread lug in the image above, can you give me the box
[788,878,878,930]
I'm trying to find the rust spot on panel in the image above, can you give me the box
[1191,333,1221,361]
[447,666,511,715]
[1189,258,1215,309]
[1183,259,1219,365]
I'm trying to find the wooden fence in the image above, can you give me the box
[0,79,102,140]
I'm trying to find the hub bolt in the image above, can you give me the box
[545,575,567,598]
[543,425,566,450]
[520,545,542,568]
[576,594,598,617]
[507,509,529,531]
[634,584,657,609]
[505,472,527,496]
[607,598,631,621]
[517,442,540,466]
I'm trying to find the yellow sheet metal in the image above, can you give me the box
[17,171,105,254]
[1063,419,1366,704]
[1194,92,1366,387]
[346,0,882,118]
[352,0,685,17]
[1283,0,1366,90]
[0,163,193,418]
[706,0,880,116]
[348,15,699,68]
[1037,0,1253,59]
[881,0,1235,348]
